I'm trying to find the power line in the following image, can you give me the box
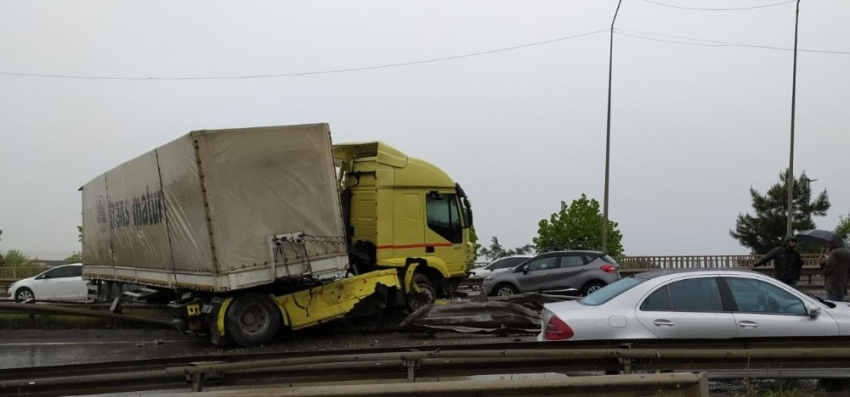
[640,0,796,11]
[615,29,850,55]
[0,29,608,81]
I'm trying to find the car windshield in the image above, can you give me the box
[795,286,836,309]
[578,276,644,306]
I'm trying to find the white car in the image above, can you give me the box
[8,263,90,302]
[468,255,532,280]
[539,268,850,341]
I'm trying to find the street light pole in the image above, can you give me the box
[602,0,623,254]
[786,0,801,237]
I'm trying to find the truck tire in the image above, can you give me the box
[225,293,281,347]
[98,282,111,303]
[408,274,436,311]
[109,282,123,301]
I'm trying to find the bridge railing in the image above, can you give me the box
[616,254,823,270]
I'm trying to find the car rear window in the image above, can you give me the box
[578,277,644,306]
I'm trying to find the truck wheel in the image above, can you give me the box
[225,293,281,347]
[15,288,35,303]
[408,274,436,311]
[109,282,123,301]
[98,282,111,303]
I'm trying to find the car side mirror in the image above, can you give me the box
[807,305,821,318]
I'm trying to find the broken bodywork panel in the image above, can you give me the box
[400,293,578,333]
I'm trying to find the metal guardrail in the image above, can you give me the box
[2,336,849,396]
[472,255,824,270]
[185,373,710,397]
[616,254,823,269]
[0,302,174,327]
[0,266,46,280]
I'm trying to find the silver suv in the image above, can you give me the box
[482,250,621,297]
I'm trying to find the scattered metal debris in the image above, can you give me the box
[400,293,578,333]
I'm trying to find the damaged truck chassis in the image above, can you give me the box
[81,124,473,347]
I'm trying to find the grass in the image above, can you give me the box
[735,380,807,397]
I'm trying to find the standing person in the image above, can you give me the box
[748,235,802,286]
[823,235,850,302]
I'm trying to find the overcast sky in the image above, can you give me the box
[1,0,848,259]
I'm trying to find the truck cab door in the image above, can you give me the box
[424,192,466,275]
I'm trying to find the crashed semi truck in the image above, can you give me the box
[80,123,473,347]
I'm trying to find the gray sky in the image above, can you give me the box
[1,0,848,259]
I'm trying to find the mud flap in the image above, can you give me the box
[203,297,229,347]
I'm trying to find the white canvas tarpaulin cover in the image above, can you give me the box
[81,124,348,291]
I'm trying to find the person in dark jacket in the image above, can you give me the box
[823,235,850,302]
[748,235,802,286]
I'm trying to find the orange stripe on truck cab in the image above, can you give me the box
[376,243,453,250]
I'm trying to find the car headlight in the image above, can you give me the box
[484,275,495,282]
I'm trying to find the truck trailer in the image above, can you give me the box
[80,123,473,347]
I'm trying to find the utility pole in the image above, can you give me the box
[786,0,801,237]
[602,0,623,254]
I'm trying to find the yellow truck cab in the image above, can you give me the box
[334,142,473,308]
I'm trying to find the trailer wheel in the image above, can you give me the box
[98,282,111,303]
[408,274,436,311]
[225,293,281,347]
[109,282,123,301]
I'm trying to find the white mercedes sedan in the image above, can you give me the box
[539,268,850,341]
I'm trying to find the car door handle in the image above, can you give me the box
[653,319,675,327]
[737,321,760,329]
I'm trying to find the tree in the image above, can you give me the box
[65,252,83,262]
[533,194,624,257]
[1,250,33,267]
[837,210,850,240]
[478,236,535,261]
[730,169,830,254]
[77,225,83,243]
[467,226,482,265]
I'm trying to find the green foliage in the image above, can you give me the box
[533,194,624,257]
[478,236,535,260]
[730,169,830,254]
[837,209,850,240]
[65,252,83,262]
[1,250,34,267]
[77,225,83,243]
[467,226,481,265]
